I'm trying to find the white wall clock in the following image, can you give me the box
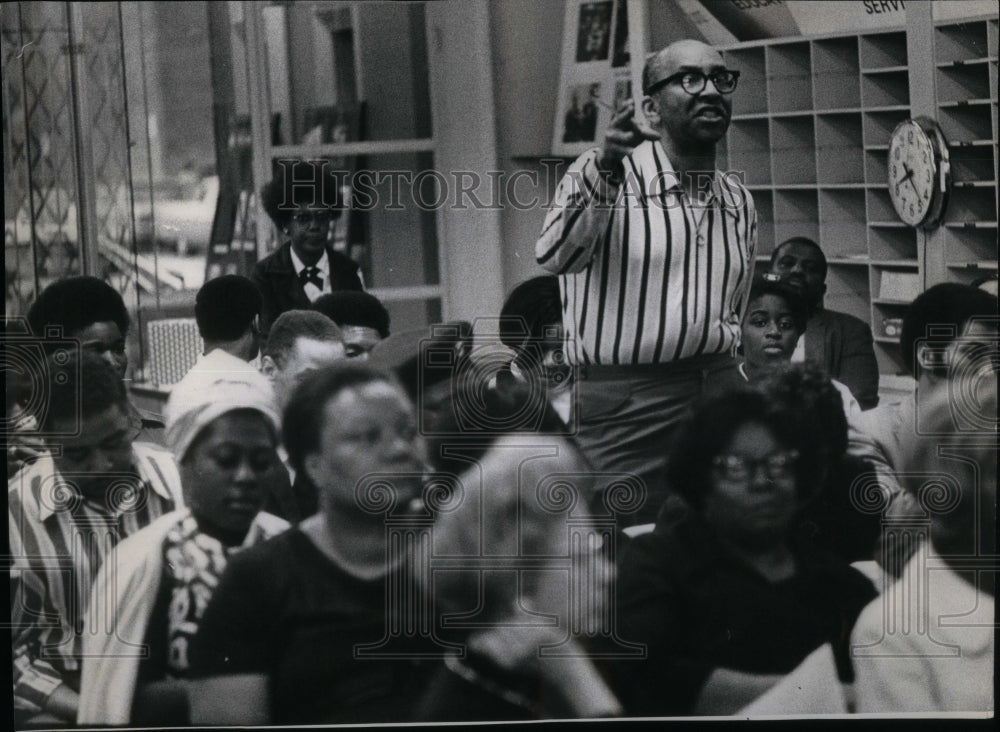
[887,116,951,229]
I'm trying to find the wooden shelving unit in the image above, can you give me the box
[937,16,999,295]
[719,14,999,377]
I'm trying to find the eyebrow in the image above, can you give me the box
[748,303,793,314]
[81,337,125,346]
[778,253,821,263]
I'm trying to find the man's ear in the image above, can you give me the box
[260,355,278,379]
[641,95,659,126]
[303,452,324,489]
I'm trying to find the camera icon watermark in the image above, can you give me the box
[2,321,83,440]
[914,316,999,436]
[416,318,578,438]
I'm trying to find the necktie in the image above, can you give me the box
[299,266,323,290]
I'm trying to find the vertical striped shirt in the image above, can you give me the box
[8,443,183,713]
[536,141,757,365]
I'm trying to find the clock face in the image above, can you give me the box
[888,121,938,226]
[888,120,937,226]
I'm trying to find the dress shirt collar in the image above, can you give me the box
[290,246,330,279]
[648,139,739,216]
[28,449,172,522]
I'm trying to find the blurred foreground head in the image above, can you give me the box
[903,382,997,566]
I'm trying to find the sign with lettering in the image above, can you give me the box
[701,0,800,40]
[787,1,907,35]
[679,0,996,40]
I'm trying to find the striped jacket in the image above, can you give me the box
[8,442,183,713]
[536,141,757,365]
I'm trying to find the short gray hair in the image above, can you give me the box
[264,310,343,367]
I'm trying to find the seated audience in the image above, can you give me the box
[605,388,877,716]
[414,380,619,721]
[498,275,573,424]
[739,275,860,416]
[26,275,165,442]
[78,365,288,725]
[769,237,880,409]
[851,385,996,712]
[312,289,390,359]
[252,160,364,337]
[756,363,882,562]
[848,283,997,575]
[193,274,263,362]
[260,309,347,522]
[9,352,182,726]
[189,362,436,724]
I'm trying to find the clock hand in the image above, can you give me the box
[894,165,914,195]
[897,162,925,198]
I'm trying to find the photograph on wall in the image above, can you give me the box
[612,77,632,112]
[575,1,613,62]
[562,82,602,143]
[611,0,629,67]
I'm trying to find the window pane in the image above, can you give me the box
[264,1,431,145]
[129,0,217,294]
[359,151,440,290]
[3,1,84,317]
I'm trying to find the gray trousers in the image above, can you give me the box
[572,353,741,526]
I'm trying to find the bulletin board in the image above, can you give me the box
[551,0,635,157]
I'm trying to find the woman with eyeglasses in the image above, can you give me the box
[602,388,877,716]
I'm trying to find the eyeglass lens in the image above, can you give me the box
[681,70,739,94]
[713,451,797,480]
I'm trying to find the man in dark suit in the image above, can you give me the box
[252,161,364,338]
[770,237,880,410]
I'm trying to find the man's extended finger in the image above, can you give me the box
[629,117,661,141]
[610,102,636,129]
[614,97,634,115]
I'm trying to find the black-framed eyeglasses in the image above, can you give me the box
[646,69,740,96]
[711,449,799,482]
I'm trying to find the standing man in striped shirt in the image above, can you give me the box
[9,352,182,726]
[536,39,757,524]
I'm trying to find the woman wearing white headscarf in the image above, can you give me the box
[77,350,289,725]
